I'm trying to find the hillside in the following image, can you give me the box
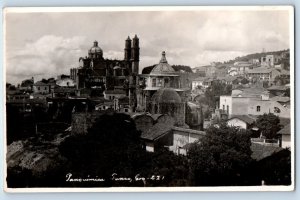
[225,49,289,64]
[194,49,289,69]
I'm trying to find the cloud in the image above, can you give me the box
[5,10,291,84]
[6,35,87,83]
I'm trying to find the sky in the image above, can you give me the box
[5,8,291,84]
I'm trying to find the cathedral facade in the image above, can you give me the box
[70,35,140,111]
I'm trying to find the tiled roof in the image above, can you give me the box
[279,118,290,126]
[277,69,290,75]
[277,123,291,135]
[270,96,290,103]
[228,115,257,125]
[141,122,173,141]
[247,67,278,74]
[251,143,283,161]
[267,85,288,91]
[150,114,164,121]
[236,63,254,67]
[232,87,267,98]
[33,81,48,86]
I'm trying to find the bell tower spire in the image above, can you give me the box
[131,34,140,75]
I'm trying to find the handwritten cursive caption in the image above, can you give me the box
[65,173,164,183]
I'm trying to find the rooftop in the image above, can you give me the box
[251,143,283,161]
[267,85,288,91]
[277,123,291,135]
[150,51,176,76]
[232,87,268,98]
[270,96,290,103]
[228,115,257,125]
[247,67,278,74]
[141,122,173,141]
[151,88,182,104]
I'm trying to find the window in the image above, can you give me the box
[227,105,229,112]
[257,106,261,112]
[164,78,169,87]
[274,107,281,113]
[223,105,225,110]
[45,87,47,90]
[158,79,163,87]
[38,87,40,90]
[152,78,156,87]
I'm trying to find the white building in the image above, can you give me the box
[56,78,75,87]
[261,54,281,67]
[227,115,256,129]
[219,88,290,118]
[191,77,213,90]
[277,123,291,149]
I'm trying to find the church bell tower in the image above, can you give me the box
[131,34,140,75]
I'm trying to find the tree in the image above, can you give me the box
[59,112,146,187]
[139,148,190,186]
[255,113,281,139]
[240,78,249,85]
[204,82,232,108]
[274,76,289,86]
[284,88,290,97]
[188,123,253,186]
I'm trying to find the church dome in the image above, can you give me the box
[150,51,175,75]
[151,88,181,104]
[89,40,103,54]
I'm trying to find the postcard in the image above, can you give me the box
[3,6,294,192]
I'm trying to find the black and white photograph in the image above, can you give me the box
[4,6,294,192]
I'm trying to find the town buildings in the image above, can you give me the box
[247,67,281,84]
[6,34,291,157]
[219,88,290,119]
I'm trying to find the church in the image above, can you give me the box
[136,51,191,126]
[70,35,140,111]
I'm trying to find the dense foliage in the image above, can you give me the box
[204,82,232,108]
[7,112,291,187]
[59,113,189,187]
[255,113,281,139]
[188,123,253,186]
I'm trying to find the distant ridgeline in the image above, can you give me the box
[142,65,193,74]
[225,49,290,63]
